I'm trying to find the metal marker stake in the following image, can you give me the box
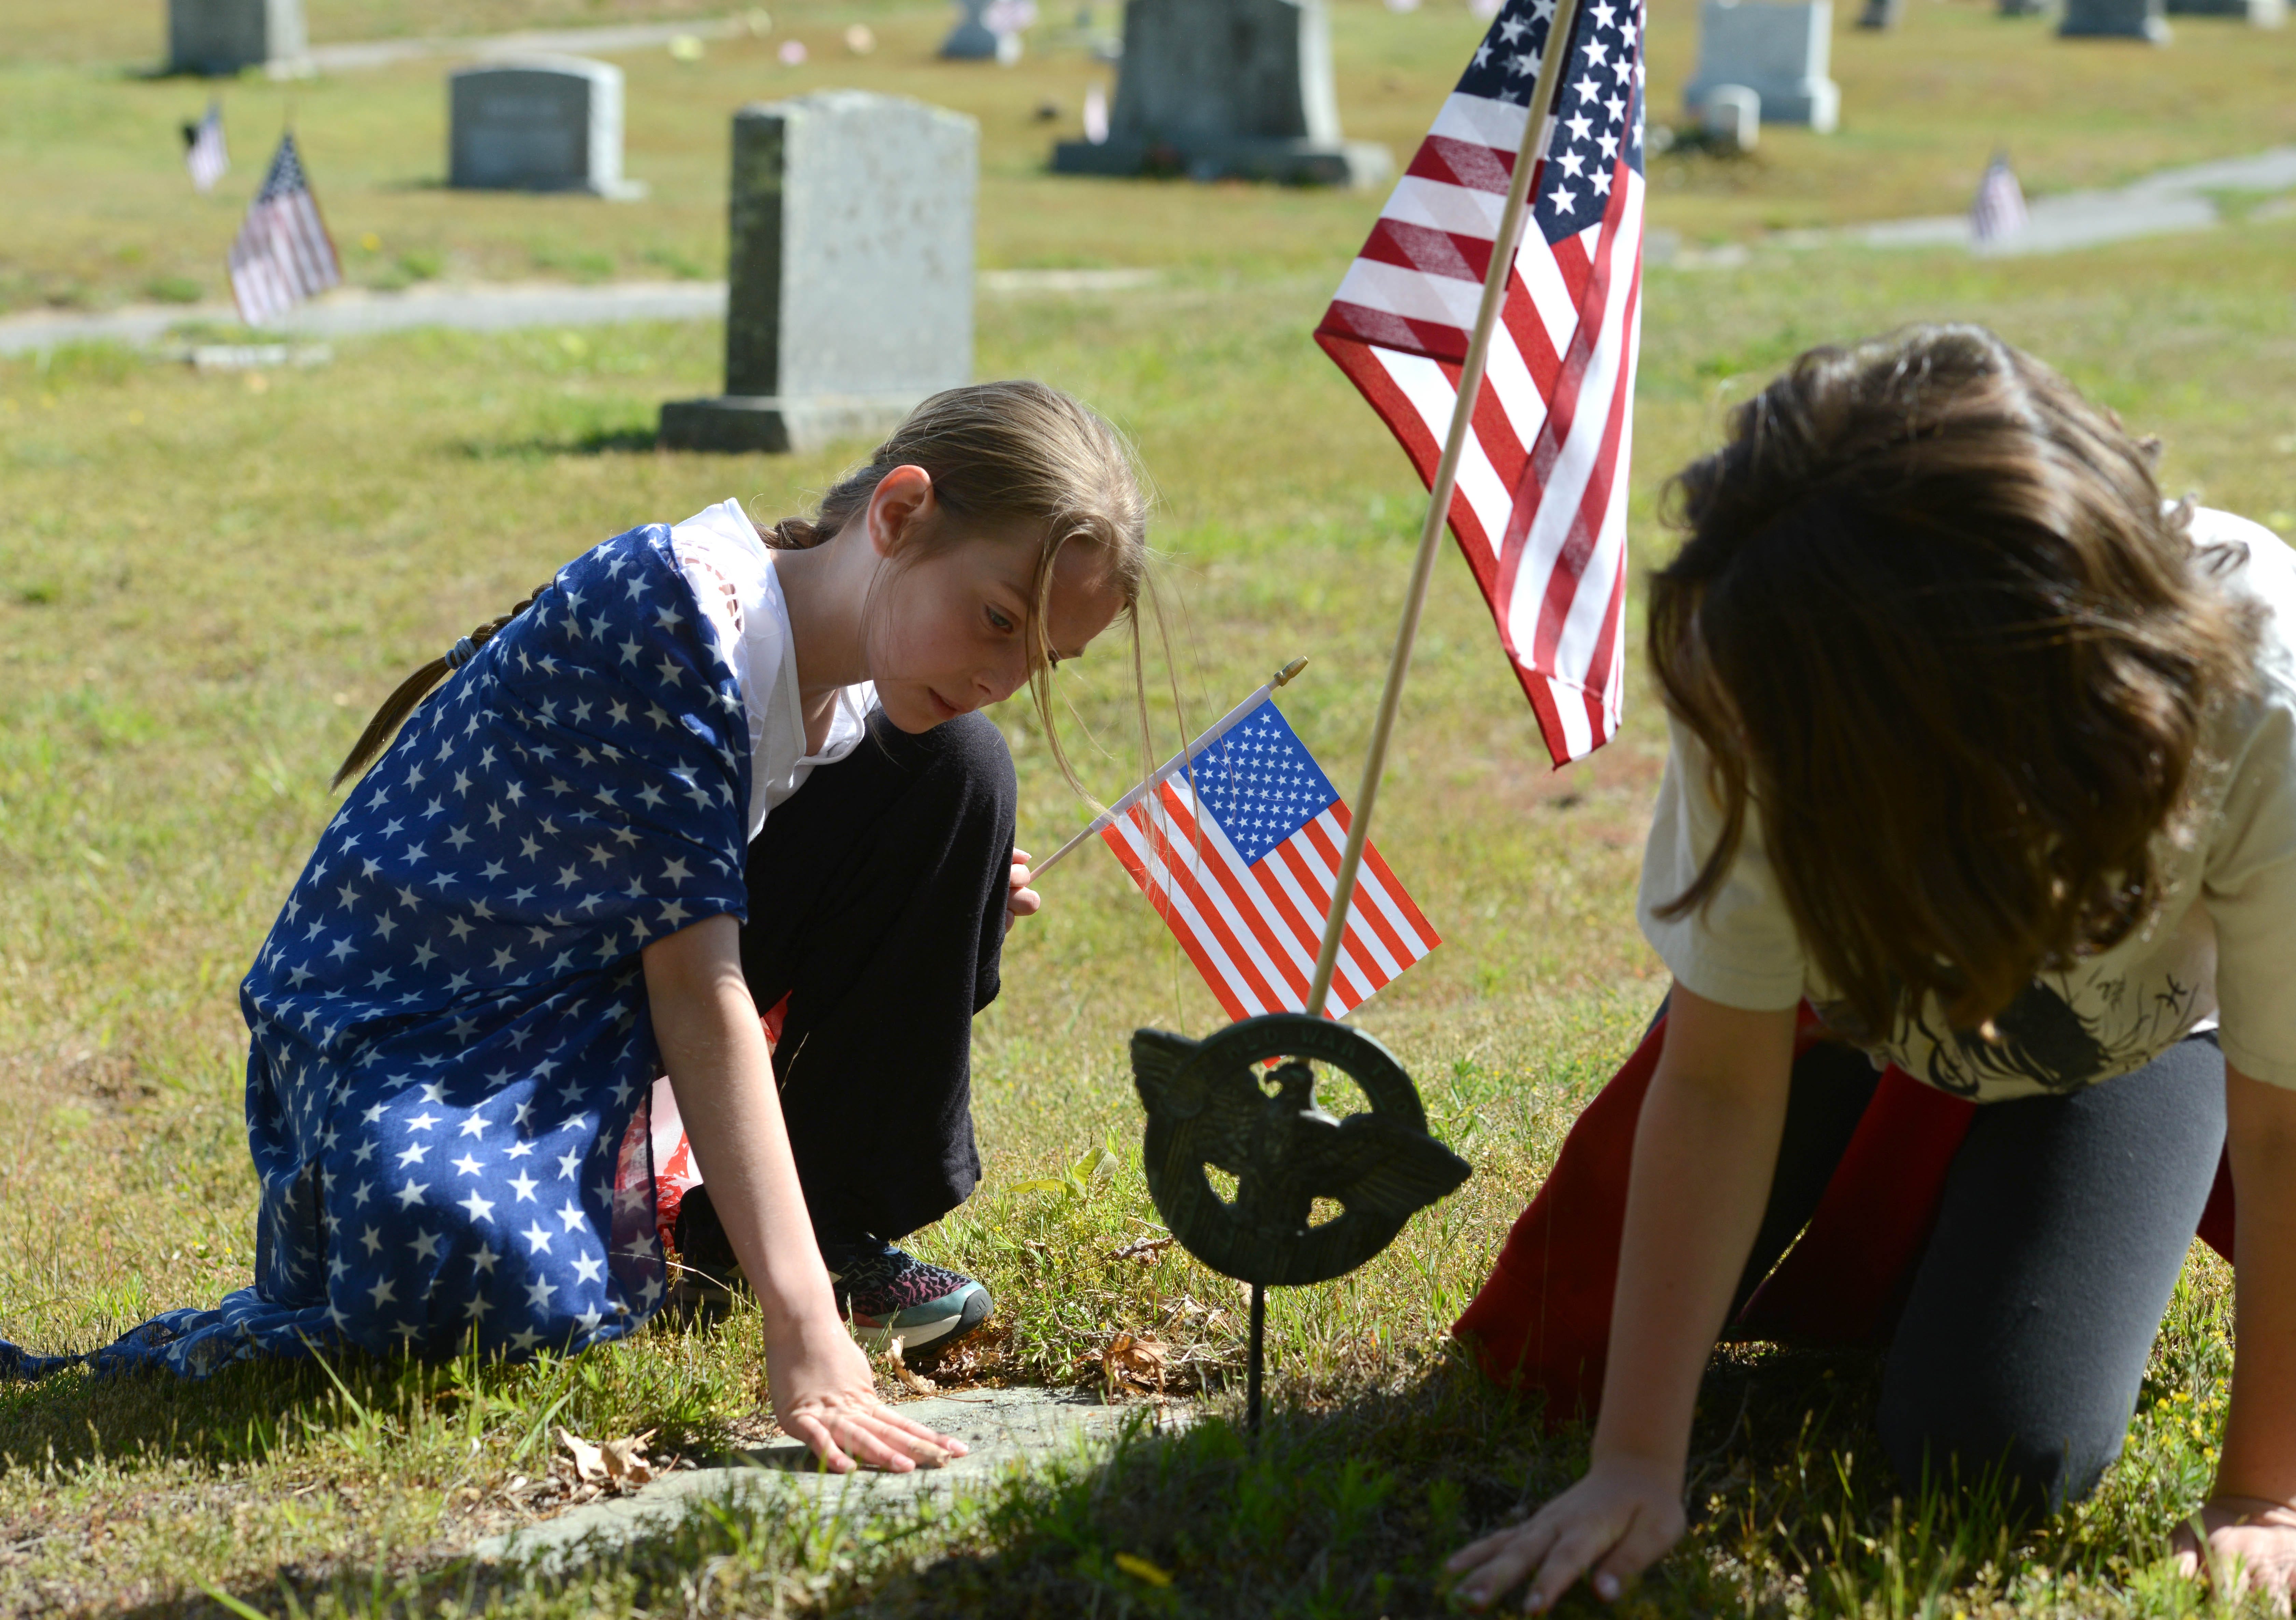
[1301,0,1586,1019]
[1246,1280,1267,1439]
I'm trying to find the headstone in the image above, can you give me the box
[659,92,977,455]
[1703,84,1760,152]
[1856,0,1903,26]
[1996,0,2047,15]
[448,59,644,198]
[168,0,308,76]
[2166,0,2281,22]
[941,0,1001,57]
[1683,0,1841,133]
[1050,0,1391,187]
[2059,0,2172,36]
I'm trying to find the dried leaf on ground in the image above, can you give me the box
[558,1427,658,1491]
[1101,1332,1170,1393]
[1110,1234,1174,1262]
[884,1337,938,1396]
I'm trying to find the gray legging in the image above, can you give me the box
[1733,1031,2228,1514]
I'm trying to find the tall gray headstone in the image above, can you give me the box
[2166,0,2281,22]
[169,0,307,75]
[2060,0,2172,36]
[659,92,978,455]
[1683,0,1841,132]
[941,0,1002,56]
[1050,0,1390,187]
[449,59,642,197]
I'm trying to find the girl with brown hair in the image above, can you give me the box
[0,381,1150,1476]
[1447,326,2296,1607]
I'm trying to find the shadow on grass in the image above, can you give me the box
[459,425,663,460]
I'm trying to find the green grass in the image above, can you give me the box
[5,0,2296,1615]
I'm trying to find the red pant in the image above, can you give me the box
[1452,1007,2238,1426]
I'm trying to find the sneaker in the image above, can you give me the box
[821,1238,993,1352]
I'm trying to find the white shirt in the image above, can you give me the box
[666,500,876,840]
[1636,507,2296,1099]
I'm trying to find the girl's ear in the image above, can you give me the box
[865,464,938,559]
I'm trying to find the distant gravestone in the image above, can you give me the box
[1050,0,1391,186]
[1703,84,1760,151]
[449,59,643,197]
[659,92,977,454]
[169,0,308,75]
[941,0,1002,56]
[1996,0,2047,15]
[1683,0,1841,132]
[2166,0,2281,21]
[2060,0,2172,35]
[1856,0,1903,28]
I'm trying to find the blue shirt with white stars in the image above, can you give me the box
[9,526,753,1380]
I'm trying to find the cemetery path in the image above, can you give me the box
[468,1387,1194,1579]
[1647,143,2296,267]
[302,17,753,74]
[0,269,1158,357]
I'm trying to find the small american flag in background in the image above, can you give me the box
[1101,698,1440,1021]
[183,100,228,194]
[1317,0,1647,768]
[229,133,340,327]
[1970,152,2027,246]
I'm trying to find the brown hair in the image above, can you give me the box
[1649,324,2259,1036]
[334,380,1154,794]
[756,379,1154,793]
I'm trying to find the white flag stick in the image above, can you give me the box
[1302,0,1585,1019]
[1028,656,1309,882]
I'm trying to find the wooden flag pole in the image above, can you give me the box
[1303,0,1586,1018]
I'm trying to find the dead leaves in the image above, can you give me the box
[882,1338,938,1397]
[497,1427,662,1510]
[1109,1234,1174,1262]
[1100,1331,1172,1395]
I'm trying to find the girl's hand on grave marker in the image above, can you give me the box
[1445,1452,1686,1611]
[765,1323,964,1474]
[1005,848,1041,931]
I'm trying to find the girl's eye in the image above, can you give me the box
[987,607,1015,633]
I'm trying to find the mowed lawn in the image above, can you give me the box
[4,1,2296,1615]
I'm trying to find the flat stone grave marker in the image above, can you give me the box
[1703,84,1760,151]
[2059,0,2173,37]
[449,58,643,197]
[169,0,308,75]
[1683,0,1841,132]
[473,1388,1194,1575]
[659,90,977,454]
[1051,0,1391,187]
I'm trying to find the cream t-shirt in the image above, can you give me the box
[666,500,876,840]
[1636,507,2296,1100]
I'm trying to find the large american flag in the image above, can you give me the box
[1317,0,1647,768]
[1101,697,1439,1021]
[229,133,340,327]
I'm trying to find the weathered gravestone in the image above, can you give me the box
[2059,0,2173,37]
[449,59,643,197]
[659,92,977,454]
[1996,0,2047,16]
[2165,0,2281,23]
[1703,84,1760,152]
[1682,0,1841,132]
[1856,0,1903,29]
[1050,0,1391,187]
[168,0,308,75]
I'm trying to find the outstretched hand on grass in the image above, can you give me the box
[1446,1454,1686,1611]
[2174,1496,2296,1609]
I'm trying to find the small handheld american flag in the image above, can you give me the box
[1098,696,1440,1022]
[229,133,341,327]
[1316,0,1648,769]
[183,100,228,195]
[1970,151,2027,247]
